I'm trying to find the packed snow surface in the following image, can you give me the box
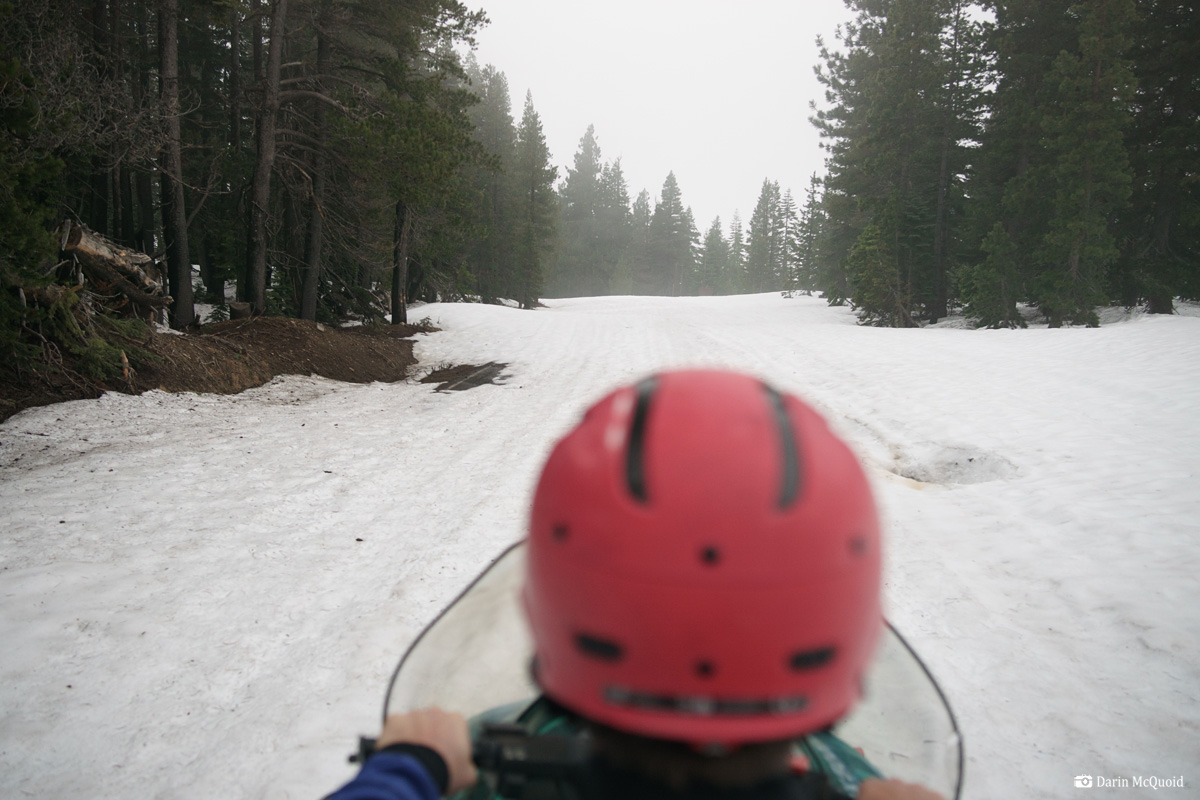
[2,293,1197,799]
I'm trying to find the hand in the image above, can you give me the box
[377,708,478,794]
[857,778,945,800]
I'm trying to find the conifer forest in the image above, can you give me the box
[1,0,1197,387]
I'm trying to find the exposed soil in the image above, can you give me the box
[0,316,436,422]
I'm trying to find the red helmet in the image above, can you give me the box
[523,370,882,745]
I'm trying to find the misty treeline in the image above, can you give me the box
[543,125,800,299]
[546,0,1199,327]
[805,0,1199,327]
[1,0,563,376]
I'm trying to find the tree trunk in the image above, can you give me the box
[283,187,305,310]
[391,199,412,324]
[301,23,331,321]
[117,161,136,245]
[247,0,288,314]
[159,0,194,327]
[230,9,242,150]
[89,0,110,235]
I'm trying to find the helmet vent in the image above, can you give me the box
[694,660,716,678]
[789,647,835,671]
[552,524,569,542]
[625,377,658,504]
[700,546,721,566]
[576,633,624,662]
[762,384,801,510]
[849,535,868,556]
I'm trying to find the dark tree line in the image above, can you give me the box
[5,0,1195,383]
[1,0,566,378]
[810,0,1199,327]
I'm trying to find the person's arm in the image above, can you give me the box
[857,778,945,800]
[328,709,478,800]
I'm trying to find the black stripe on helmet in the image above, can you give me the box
[625,376,658,503]
[762,383,802,510]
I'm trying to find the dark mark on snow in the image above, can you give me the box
[421,362,510,392]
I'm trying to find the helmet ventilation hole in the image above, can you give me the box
[789,647,836,671]
[552,524,569,541]
[575,633,624,662]
[695,660,716,678]
[849,535,868,556]
[700,546,721,566]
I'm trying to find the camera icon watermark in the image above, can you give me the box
[1075,775,1094,788]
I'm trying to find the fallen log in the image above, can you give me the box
[61,222,163,293]
[59,222,171,316]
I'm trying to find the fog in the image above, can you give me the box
[472,0,853,232]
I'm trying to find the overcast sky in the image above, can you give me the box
[470,0,855,234]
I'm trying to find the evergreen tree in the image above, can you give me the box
[680,206,702,294]
[963,0,1079,327]
[794,175,824,295]
[623,189,654,294]
[552,124,604,296]
[726,211,746,295]
[961,221,1026,327]
[846,215,912,326]
[647,172,693,295]
[813,0,986,324]
[1031,0,1136,327]
[698,217,729,295]
[464,60,516,302]
[596,158,633,294]
[1111,0,1200,312]
[779,189,801,295]
[511,91,557,308]
[746,179,782,292]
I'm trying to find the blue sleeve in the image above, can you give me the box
[326,751,443,800]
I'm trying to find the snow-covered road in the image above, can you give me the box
[2,293,1197,798]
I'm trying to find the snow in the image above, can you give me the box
[2,293,1197,799]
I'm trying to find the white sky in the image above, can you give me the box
[470,0,855,231]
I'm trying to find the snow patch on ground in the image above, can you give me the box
[889,441,1019,485]
[3,292,1198,800]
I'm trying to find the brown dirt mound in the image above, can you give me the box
[1,317,434,422]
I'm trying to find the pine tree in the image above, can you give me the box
[813,0,986,324]
[846,215,913,326]
[964,0,1079,327]
[1032,0,1136,327]
[794,176,824,296]
[465,60,516,302]
[1111,0,1200,312]
[624,189,654,294]
[550,125,604,296]
[596,158,633,293]
[698,217,729,295]
[726,211,746,295]
[746,179,782,292]
[779,189,801,295]
[511,91,558,308]
[648,172,693,295]
[960,222,1027,328]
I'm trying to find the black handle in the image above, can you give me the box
[472,723,591,797]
